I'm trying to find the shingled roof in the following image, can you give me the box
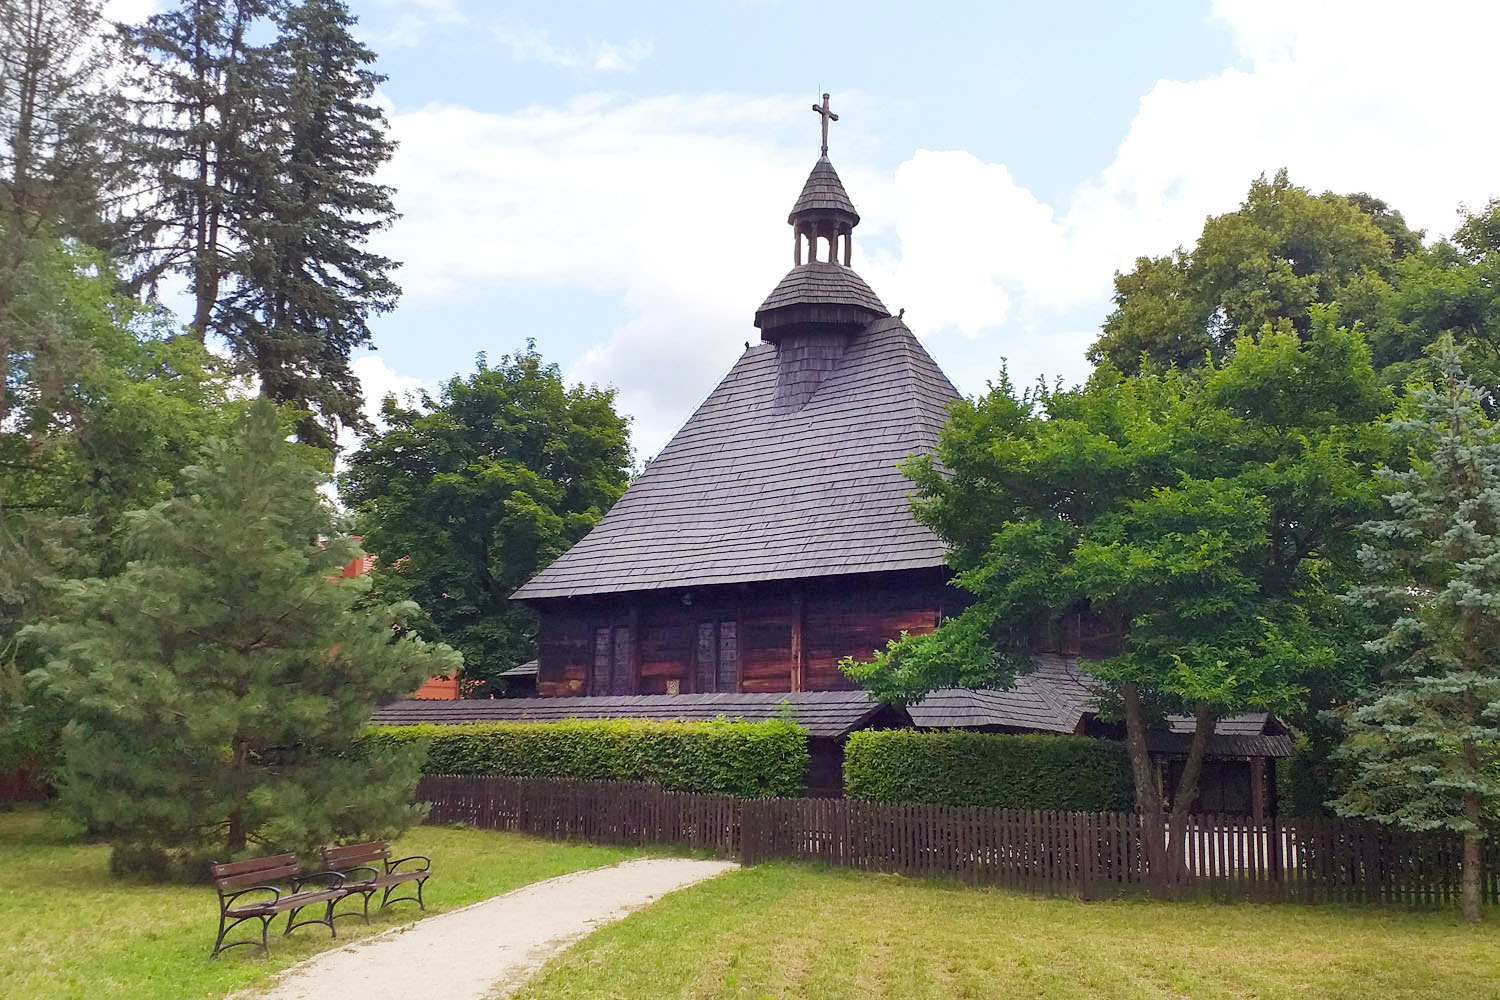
[373,663,1292,756]
[905,654,1293,756]
[371,690,900,739]
[907,655,1094,733]
[512,315,960,599]
[754,261,887,320]
[788,155,859,223]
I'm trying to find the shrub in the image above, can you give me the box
[366,718,809,798]
[844,730,1135,810]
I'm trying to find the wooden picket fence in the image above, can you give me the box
[416,774,1500,905]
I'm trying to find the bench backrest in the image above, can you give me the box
[322,841,390,871]
[211,853,298,892]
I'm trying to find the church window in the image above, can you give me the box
[592,625,632,695]
[694,620,739,692]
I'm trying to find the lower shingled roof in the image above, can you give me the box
[371,690,899,739]
[374,655,1291,756]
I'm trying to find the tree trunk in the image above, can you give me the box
[1462,738,1484,923]
[1166,703,1217,884]
[1120,684,1168,887]
[226,736,248,855]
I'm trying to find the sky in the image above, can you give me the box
[112,0,1500,460]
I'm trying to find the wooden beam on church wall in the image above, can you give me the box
[628,601,643,695]
[790,590,806,692]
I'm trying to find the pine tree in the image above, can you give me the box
[223,0,400,451]
[1335,349,1500,923]
[23,397,461,878]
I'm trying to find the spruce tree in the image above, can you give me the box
[1336,350,1500,923]
[224,0,400,451]
[23,397,460,878]
[122,0,279,338]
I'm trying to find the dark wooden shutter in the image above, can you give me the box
[696,623,716,692]
[610,627,631,695]
[716,621,738,692]
[591,628,611,696]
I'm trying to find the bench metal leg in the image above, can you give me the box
[284,899,337,940]
[380,875,427,912]
[212,913,272,959]
[330,888,373,926]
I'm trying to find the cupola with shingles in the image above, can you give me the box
[755,94,889,409]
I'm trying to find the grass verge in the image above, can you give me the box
[0,806,645,1000]
[515,861,1500,1000]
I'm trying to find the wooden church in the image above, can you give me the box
[377,98,1291,807]
[511,98,956,698]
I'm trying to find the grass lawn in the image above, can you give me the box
[0,806,646,1000]
[515,862,1500,1000]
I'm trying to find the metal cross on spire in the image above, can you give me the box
[811,93,838,157]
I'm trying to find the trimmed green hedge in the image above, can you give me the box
[366,718,808,798]
[844,730,1135,811]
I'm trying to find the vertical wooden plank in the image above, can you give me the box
[789,590,805,692]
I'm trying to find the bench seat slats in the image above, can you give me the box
[340,870,426,890]
[224,887,344,916]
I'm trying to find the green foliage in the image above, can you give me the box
[845,310,1397,841]
[367,718,809,798]
[125,0,399,449]
[1334,352,1500,836]
[1090,170,1397,374]
[223,0,401,449]
[1087,173,1500,429]
[847,310,1393,721]
[843,730,1134,811]
[1366,200,1500,413]
[1276,728,1344,818]
[21,398,461,877]
[340,344,631,693]
[0,237,234,779]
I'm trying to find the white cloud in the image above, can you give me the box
[352,352,429,429]
[378,92,818,452]
[493,21,652,73]
[376,0,1500,456]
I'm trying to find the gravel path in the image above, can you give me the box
[244,858,737,1000]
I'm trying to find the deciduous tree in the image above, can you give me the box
[847,310,1394,883]
[1089,171,1400,374]
[339,345,631,694]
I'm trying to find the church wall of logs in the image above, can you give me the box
[533,568,951,698]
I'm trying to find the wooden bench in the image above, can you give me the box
[209,853,344,958]
[321,841,432,923]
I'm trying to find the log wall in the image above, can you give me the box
[531,568,950,697]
